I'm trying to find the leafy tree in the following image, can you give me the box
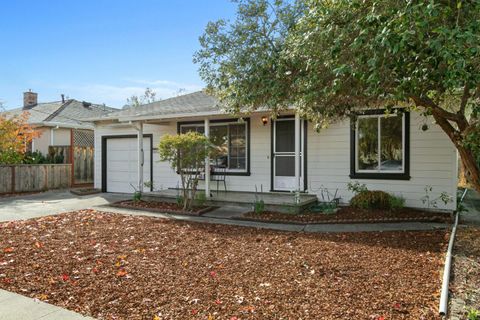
[125,88,158,109]
[195,0,480,192]
[0,111,40,164]
[158,132,215,210]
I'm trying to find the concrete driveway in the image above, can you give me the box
[0,190,129,222]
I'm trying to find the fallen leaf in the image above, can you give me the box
[116,269,128,277]
[3,247,14,253]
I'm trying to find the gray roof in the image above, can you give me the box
[2,100,118,129]
[96,91,221,122]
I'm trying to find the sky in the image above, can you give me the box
[0,0,237,110]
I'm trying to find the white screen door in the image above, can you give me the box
[273,119,304,191]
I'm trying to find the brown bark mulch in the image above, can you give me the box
[449,226,480,318]
[242,207,453,224]
[0,210,447,320]
[111,200,214,216]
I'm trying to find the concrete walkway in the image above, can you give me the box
[101,204,450,233]
[0,189,451,320]
[0,290,92,320]
[461,189,480,226]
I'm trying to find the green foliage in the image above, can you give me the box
[158,132,215,210]
[23,151,47,164]
[350,191,404,210]
[254,199,265,214]
[176,195,184,207]
[389,195,405,210]
[195,191,207,207]
[350,190,394,210]
[0,149,24,165]
[421,185,453,209]
[132,191,142,202]
[468,308,480,320]
[347,181,368,195]
[194,0,306,116]
[196,0,480,191]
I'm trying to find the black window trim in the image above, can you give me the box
[176,118,251,176]
[350,109,410,180]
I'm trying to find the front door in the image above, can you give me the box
[272,119,304,191]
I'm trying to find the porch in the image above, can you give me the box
[142,189,318,214]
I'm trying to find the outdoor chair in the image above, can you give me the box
[211,165,227,195]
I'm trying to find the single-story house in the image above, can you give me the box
[91,91,458,211]
[2,90,117,184]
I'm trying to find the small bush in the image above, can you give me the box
[195,191,207,206]
[351,190,396,210]
[389,195,405,209]
[254,199,265,214]
[468,308,479,320]
[132,191,142,202]
[347,181,368,194]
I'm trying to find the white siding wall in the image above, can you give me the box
[33,127,51,154]
[307,112,457,211]
[94,111,457,211]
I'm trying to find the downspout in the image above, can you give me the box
[438,211,459,316]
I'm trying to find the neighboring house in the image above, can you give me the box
[92,91,458,211]
[2,90,117,185]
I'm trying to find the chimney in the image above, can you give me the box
[61,94,65,103]
[23,90,38,109]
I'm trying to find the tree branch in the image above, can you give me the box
[410,95,461,122]
[459,83,470,116]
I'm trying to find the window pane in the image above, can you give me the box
[380,116,403,171]
[275,156,295,176]
[181,126,204,134]
[275,120,295,152]
[229,124,246,170]
[210,125,229,167]
[357,117,378,170]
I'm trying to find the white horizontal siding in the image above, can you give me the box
[307,112,457,211]
[94,111,457,211]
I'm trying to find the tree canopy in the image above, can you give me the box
[0,112,39,164]
[195,0,480,192]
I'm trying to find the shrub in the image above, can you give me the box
[254,199,265,214]
[347,181,368,194]
[389,195,405,209]
[468,308,479,320]
[351,190,396,210]
[159,132,215,210]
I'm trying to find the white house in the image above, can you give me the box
[92,91,458,211]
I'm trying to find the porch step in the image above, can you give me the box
[143,190,318,214]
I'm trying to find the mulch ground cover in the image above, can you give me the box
[0,210,447,319]
[242,207,452,224]
[449,226,480,318]
[111,200,213,216]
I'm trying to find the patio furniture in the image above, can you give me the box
[211,165,227,195]
[189,165,227,196]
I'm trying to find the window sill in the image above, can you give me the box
[349,173,411,180]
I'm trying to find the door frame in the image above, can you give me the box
[101,134,153,193]
[270,117,308,192]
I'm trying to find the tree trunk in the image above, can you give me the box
[457,146,480,193]
[458,160,468,188]
[430,110,480,193]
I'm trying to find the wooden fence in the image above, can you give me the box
[0,164,71,194]
[73,146,94,185]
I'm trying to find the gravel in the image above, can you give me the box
[0,210,448,319]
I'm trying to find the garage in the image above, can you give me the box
[102,135,153,193]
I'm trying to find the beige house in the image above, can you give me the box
[2,91,117,184]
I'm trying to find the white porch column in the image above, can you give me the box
[204,118,211,197]
[294,113,301,192]
[137,121,144,193]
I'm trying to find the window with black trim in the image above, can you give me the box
[179,120,248,173]
[350,111,410,180]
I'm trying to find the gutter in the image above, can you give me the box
[438,211,459,316]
